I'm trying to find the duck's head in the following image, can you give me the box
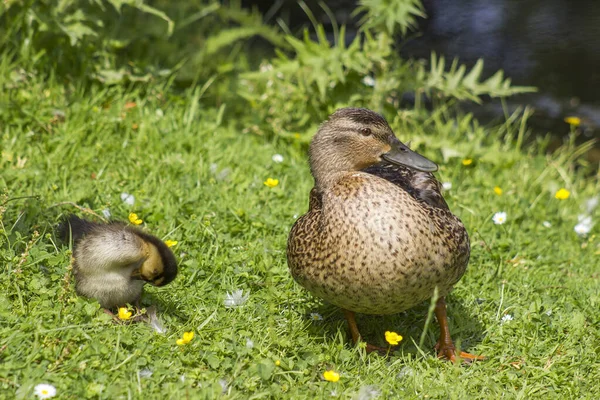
[131,232,178,287]
[309,108,437,188]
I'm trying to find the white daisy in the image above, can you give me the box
[355,385,381,400]
[272,154,284,163]
[493,211,507,225]
[34,383,56,399]
[574,215,593,237]
[120,193,135,206]
[310,312,323,321]
[442,182,452,191]
[501,314,513,324]
[362,76,376,87]
[224,289,249,308]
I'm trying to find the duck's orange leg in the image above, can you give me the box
[434,297,484,363]
[343,309,389,354]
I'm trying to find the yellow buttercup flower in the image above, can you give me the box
[264,178,279,188]
[164,240,178,248]
[384,331,403,345]
[323,370,340,382]
[176,331,194,346]
[564,116,581,127]
[462,158,473,166]
[555,188,570,200]
[494,186,503,196]
[128,213,143,225]
[118,307,132,321]
[275,360,281,366]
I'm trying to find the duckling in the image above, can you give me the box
[287,108,483,361]
[58,215,178,310]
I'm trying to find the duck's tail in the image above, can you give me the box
[57,215,98,244]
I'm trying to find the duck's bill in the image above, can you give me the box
[382,139,438,172]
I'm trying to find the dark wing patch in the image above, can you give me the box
[57,215,100,244]
[362,163,449,210]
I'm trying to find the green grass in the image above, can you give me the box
[1,74,599,399]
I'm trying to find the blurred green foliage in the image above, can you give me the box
[2,0,535,125]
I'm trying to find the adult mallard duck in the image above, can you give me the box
[287,108,482,361]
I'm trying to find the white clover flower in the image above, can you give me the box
[259,63,273,73]
[585,197,599,213]
[501,314,513,324]
[138,369,153,378]
[397,366,414,378]
[101,209,111,219]
[542,221,552,228]
[155,108,164,118]
[219,379,228,394]
[310,312,323,321]
[362,76,376,87]
[272,154,284,163]
[574,214,593,237]
[442,182,452,191]
[493,211,507,225]
[120,193,135,206]
[34,383,56,399]
[224,289,249,308]
[246,338,254,349]
[355,385,381,400]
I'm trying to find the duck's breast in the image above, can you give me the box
[292,172,469,315]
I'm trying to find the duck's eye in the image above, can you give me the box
[359,127,372,136]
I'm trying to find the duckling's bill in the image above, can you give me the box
[382,137,438,172]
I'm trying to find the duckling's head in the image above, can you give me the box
[131,231,178,287]
[309,108,437,188]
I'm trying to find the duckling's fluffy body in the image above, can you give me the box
[60,216,177,309]
[73,224,150,308]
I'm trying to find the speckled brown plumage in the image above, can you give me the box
[288,170,469,315]
[287,108,479,360]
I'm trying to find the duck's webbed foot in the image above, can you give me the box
[434,297,484,363]
[343,309,393,355]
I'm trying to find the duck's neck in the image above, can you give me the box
[309,144,358,192]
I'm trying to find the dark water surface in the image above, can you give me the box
[246,0,600,162]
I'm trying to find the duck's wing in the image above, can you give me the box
[362,163,449,210]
